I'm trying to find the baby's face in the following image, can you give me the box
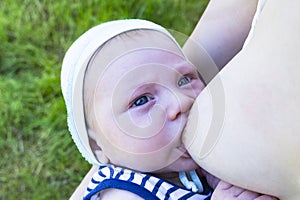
[88,31,204,172]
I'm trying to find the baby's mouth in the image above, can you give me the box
[177,145,191,158]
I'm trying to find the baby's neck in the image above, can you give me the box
[153,172,183,186]
[152,169,204,190]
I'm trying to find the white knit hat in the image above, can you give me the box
[61,19,181,165]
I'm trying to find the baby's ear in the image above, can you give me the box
[87,129,110,164]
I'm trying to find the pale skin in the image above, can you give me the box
[183,0,259,72]
[84,30,203,172]
[183,0,300,200]
[84,31,204,198]
[70,30,277,199]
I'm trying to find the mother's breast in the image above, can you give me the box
[183,1,300,199]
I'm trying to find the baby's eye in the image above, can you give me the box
[178,76,192,87]
[131,96,152,107]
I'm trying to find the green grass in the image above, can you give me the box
[0,0,208,199]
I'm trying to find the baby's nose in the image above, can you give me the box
[167,91,194,121]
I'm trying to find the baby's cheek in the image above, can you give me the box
[116,104,167,140]
[129,111,152,128]
[191,80,205,98]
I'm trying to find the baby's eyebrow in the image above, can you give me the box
[173,62,206,84]
[172,61,196,74]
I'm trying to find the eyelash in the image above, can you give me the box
[130,95,154,108]
[178,76,191,87]
[178,74,197,87]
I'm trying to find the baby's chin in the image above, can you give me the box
[167,157,199,172]
[156,152,199,173]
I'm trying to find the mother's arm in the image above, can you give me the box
[70,165,98,200]
[183,0,258,71]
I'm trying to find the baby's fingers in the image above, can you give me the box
[212,180,279,200]
[237,190,260,199]
[212,181,258,199]
[255,195,279,200]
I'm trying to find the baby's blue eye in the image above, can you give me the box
[178,76,191,87]
[132,96,150,107]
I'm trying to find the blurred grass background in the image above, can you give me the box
[0,0,209,199]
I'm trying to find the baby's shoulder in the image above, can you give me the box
[84,165,149,199]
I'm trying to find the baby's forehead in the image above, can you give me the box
[85,29,184,84]
[92,29,183,65]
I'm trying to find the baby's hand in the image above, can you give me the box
[211,181,278,200]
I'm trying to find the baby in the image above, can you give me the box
[61,19,277,199]
[62,19,211,199]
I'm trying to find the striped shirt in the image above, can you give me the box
[84,165,211,200]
